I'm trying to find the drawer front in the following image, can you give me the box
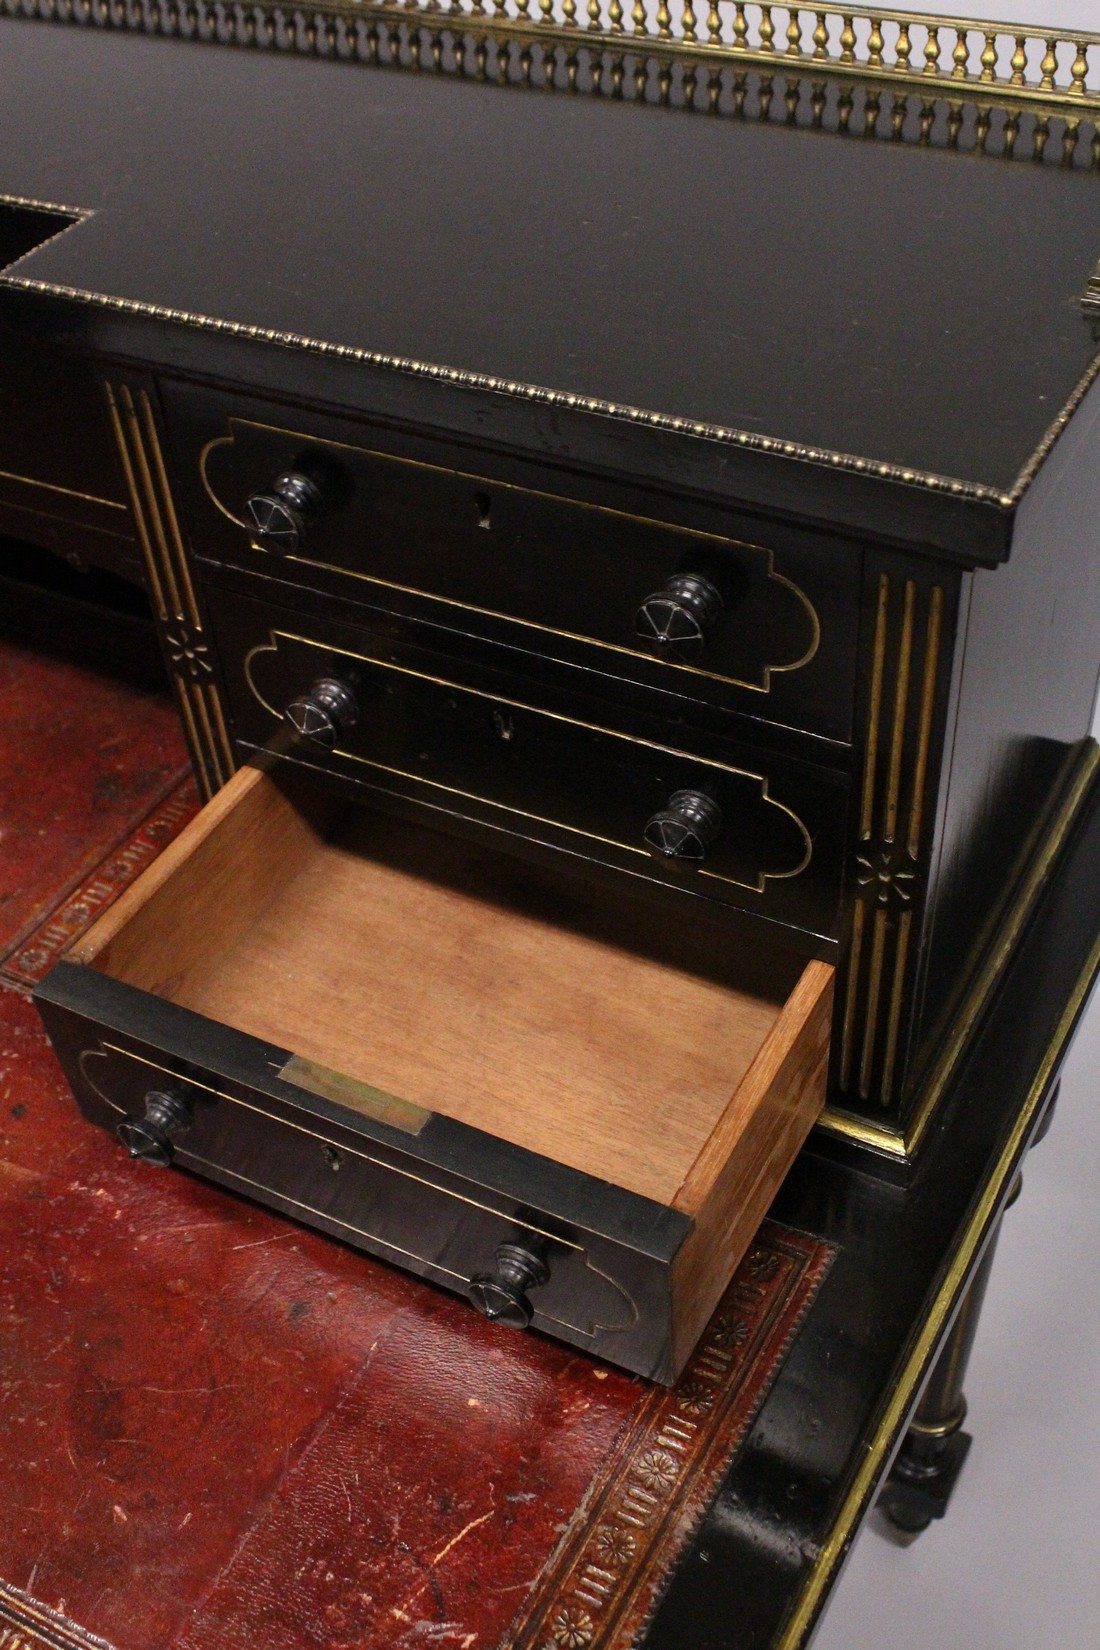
[163,382,859,746]
[36,970,687,1381]
[207,586,848,942]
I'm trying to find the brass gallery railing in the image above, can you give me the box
[6,0,1100,158]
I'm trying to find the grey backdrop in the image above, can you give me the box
[812,6,1100,1643]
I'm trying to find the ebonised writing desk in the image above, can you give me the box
[3,5,1100,1645]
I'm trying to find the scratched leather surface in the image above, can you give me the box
[0,990,832,1650]
[0,989,646,1648]
[0,635,187,955]
[0,633,833,1650]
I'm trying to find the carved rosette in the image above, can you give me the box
[105,379,236,801]
[839,573,945,1112]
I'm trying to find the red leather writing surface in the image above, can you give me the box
[0,636,188,959]
[0,634,832,1650]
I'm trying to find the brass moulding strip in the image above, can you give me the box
[821,736,1100,1158]
[782,922,1100,1647]
[244,627,814,893]
[837,575,942,1114]
[900,737,1100,1155]
[0,468,127,512]
[199,418,821,693]
[104,381,237,800]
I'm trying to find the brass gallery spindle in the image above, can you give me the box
[951,26,967,78]
[1071,41,1090,96]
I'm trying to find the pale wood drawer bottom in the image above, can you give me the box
[36,764,832,1382]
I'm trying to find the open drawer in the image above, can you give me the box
[35,765,833,1383]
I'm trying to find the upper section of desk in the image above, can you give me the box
[3,4,1100,560]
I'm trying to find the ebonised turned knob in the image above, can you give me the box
[246,470,325,552]
[285,677,359,749]
[468,1240,550,1329]
[644,789,723,863]
[116,1088,193,1168]
[634,572,724,662]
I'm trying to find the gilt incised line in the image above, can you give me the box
[203,415,821,693]
[858,906,889,1101]
[908,586,944,858]
[859,574,889,840]
[105,379,235,797]
[843,577,946,1109]
[120,384,185,623]
[839,897,866,1093]
[880,907,914,1107]
[246,629,813,892]
[105,382,168,623]
[883,579,915,846]
[139,388,201,629]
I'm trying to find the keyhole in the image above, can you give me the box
[474,491,492,530]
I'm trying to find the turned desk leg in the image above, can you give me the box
[880,1082,1060,1539]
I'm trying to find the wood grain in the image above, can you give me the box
[669,960,834,1370]
[70,765,328,998]
[172,826,788,1205]
[79,772,828,1209]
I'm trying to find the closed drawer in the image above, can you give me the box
[207,585,849,944]
[35,765,833,1383]
[163,382,859,747]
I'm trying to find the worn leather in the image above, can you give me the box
[0,634,188,958]
[0,634,833,1650]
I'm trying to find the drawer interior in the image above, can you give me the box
[70,765,831,1355]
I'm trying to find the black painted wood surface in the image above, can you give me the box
[169,379,860,751]
[3,17,1100,553]
[36,955,692,1383]
[646,745,1100,1648]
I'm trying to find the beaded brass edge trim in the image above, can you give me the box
[4,11,1099,509]
[0,1587,111,1650]
[1009,342,1100,499]
[202,413,822,693]
[5,273,1014,507]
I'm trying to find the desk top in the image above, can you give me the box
[3,9,1100,547]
